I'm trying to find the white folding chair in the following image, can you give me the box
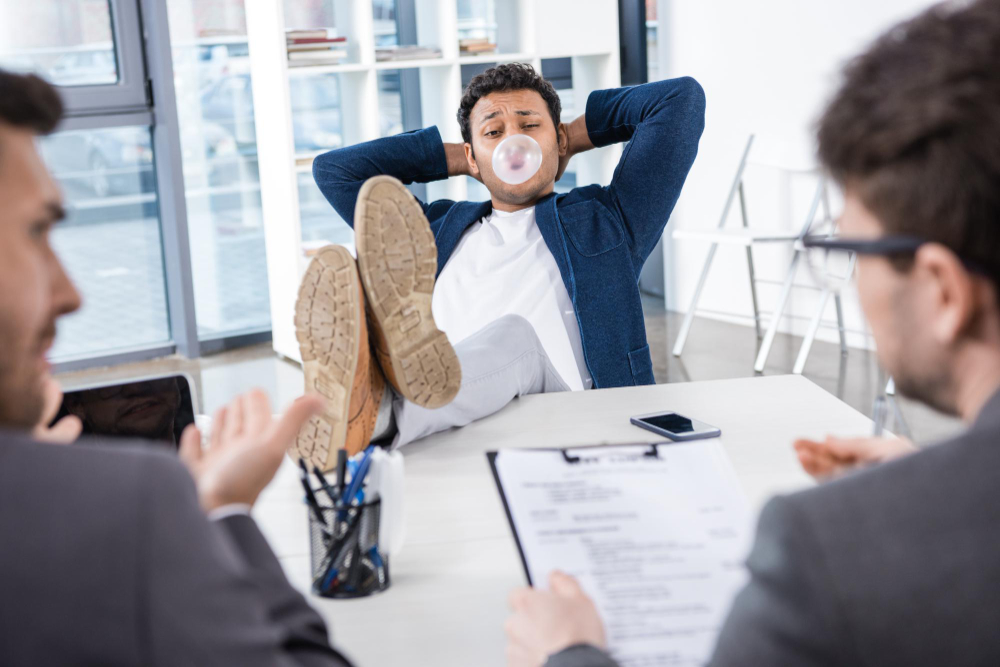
[671,135,849,374]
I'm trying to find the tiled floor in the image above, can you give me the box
[57,295,962,447]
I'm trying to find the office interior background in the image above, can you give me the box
[0,0,959,441]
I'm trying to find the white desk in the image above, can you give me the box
[253,374,874,667]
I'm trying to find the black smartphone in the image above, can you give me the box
[630,411,722,441]
[54,374,196,448]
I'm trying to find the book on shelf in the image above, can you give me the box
[288,37,347,48]
[287,41,348,52]
[459,37,497,55]
[286,27,339,40]
[287,51,349,66]
[374,45,443,62]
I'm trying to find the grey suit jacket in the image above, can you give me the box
[0,430,352,667]
[548,391,1000,667]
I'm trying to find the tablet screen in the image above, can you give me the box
[55,375,195,447]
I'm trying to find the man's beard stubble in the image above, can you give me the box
[0,321,55,430]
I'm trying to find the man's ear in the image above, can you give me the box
[557,122,569,157]
[464,142,480,176]
[916,243,977,345]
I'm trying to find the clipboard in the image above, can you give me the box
[486,441,752,665]
[487,441,668,586]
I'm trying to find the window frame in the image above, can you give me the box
[57,0,151,115]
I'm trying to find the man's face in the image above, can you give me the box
[465,89,565,207]
[0,124,81,429]
[842,191,957,413]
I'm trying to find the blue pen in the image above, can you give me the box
[342,445,375,507]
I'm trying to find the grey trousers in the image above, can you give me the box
[390,314,571,449]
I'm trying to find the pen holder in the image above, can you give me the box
[308,497,390,599]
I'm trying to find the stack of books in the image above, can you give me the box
[459,38,497,56]
[286,28,349,67]
[375,45,442,62]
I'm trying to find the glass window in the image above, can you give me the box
[0,0,118,86]
[646,0,659,82]
[167,1,271,338]
[457,0,498,46]
[378,70,404,137]
[372,0,399,47]
[40,126,171,360]
[284,1,336,32]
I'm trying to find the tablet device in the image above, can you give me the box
[54,373,197,448]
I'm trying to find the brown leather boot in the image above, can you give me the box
[294,245,387,469]
[354,175,461,409]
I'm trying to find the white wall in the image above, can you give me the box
[659,0,937,351]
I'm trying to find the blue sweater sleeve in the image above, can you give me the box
[585,77,706,266]
[311,126,451,228]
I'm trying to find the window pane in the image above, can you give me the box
[167,2,272,338]
[41,126,170,360]
[373,0,399,47]
[457,0,498,45]
[0,0,118,86]
[646,0,659,82]
[293,71,351,249]
[378,70,404,137]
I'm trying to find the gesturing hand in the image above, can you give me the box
[32,376,82,445]
[504,571,607,667]
[178,389,325,512]
[794,435,917,481]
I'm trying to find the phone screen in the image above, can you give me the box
[640,412,696,434]
[55,375,195,448]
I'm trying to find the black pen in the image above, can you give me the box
[335,448,348,502]
[313,465,338,505]
[298,459,329,532]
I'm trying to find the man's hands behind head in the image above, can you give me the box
[179,389,325,513]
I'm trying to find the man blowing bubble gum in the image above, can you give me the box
[292,63,705,468]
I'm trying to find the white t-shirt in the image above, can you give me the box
[432,206,593,391]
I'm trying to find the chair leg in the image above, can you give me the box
[754,251,801,372]
[739,182,762,339]
[834,293,848,355]
[673,136,755,358]
[672,242,719,357]
[793,289,831,374]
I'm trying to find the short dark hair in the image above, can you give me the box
[0,69,63,135]
[457,62,561,145]
[817,0,1000,282]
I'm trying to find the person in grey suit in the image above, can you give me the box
[503,1,1000,665]
[0,70,352,666]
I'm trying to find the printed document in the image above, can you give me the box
[491,443,753,666]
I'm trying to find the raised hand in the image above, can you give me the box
[32,376,82,445]
[794,435,917,480]
[178,389,325,512]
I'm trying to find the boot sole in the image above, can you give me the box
[354,176,461,409]
[294,245,359,471]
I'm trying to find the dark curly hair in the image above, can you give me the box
[0,69,63,135]
[817,0,1000,283]
[457,62,561,146]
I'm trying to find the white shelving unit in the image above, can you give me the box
[247,0,622,362]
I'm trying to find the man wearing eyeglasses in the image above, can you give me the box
[504,1,1000,665]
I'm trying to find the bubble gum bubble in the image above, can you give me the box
[491,133,543,185]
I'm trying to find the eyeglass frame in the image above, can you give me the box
[802,234,997,280]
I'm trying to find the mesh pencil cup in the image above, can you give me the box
[309,497,390,599]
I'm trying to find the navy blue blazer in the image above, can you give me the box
[313,76,705,389]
